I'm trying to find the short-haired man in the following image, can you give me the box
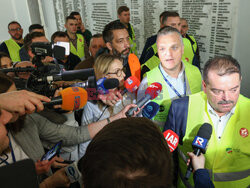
[69,11,92,47]
[80,117,173,187]
[64,15,90,61]
[20,24,45,61]
[0,21,24,63]
[117,6,138,56]
[141,12,200,77]
[74,33,105,70]
[137,26,201,129]
[164,56,250,187]
[180,18,200,69]
[102,20,141,81]
[51,31,81,70]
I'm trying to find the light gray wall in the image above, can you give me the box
[233,0,250,97]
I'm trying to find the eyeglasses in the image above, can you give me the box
[107,68,124,77]
[9,28,22,32]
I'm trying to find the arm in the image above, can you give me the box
[0,90,50,115]
[187,152,215,188]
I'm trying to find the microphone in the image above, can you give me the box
[126,82,162,117]
[142,101,160,120]
[65,162,83,185]
[71,76,97,89]
[36,68,95,83]
[163,129,179,152]
[43,87,88,111]
[97,77,119,94]
[121,76,140,95]
[0,66,36,73]
[185,123,212,179]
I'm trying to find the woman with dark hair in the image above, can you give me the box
[0,52,12,69]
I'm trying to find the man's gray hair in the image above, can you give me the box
[156,26,183,45]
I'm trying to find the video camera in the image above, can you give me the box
[0,42,96,97]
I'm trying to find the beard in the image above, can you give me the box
[111,47,130,59]
[11,33,22,41]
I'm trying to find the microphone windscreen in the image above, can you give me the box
[103,78,119,89]
[60,87,88,111]
[145,82,162,99]
[163,129,179,152]
[197,123,212,140]
[142,101,160,119]
[124,76,140,92]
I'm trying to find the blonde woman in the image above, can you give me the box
[79,54,137,157]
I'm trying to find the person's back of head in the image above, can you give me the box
[28,24,44,33]
[80,117,173,188]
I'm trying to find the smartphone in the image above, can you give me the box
[41,140,62,161]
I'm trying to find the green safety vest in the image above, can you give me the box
[70,34,85,60]
[146,61,201,129]
[178,91,250,188]
[5,38,21,62]
[129,24,138,56]
[182,36,197,64]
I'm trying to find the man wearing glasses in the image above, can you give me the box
[0,21,24,63]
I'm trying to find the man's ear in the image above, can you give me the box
[106,42,112,51]
[202,80,207,93]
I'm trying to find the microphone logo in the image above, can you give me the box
[74,96,80,110]
[192,136,208,149]
[72,87,79,92]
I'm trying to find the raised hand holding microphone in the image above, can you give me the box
[185,123,212,179]
[126,82,162,117]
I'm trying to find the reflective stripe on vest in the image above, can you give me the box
[5,38,21,62]
[128,53,141,81]
[178,92,250,188]
[129,25,138,56]
[146,61,201,128]
[70,34,85,60]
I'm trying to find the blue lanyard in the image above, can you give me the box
[9,139,16,163]
[159,65,186,98]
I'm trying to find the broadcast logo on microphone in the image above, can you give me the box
[192,136,208,150]
[163,130,179,152]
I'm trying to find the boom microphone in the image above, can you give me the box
[0,66,36,73]
[163,129,179,152]
[185,123,212,179]
[43,87,88,111]
[36,68,95,83]
[126,82,162,117]
[121,76,140,95]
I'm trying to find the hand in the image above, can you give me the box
[52,88,63,109]
[51,156,68,169]
[0,90,50,115]
[40,168,70,188]
[111,104,140,121]
[99,89,123,106]
[35,158,55,175]
[186,152,205,172]
[42,56,54,64]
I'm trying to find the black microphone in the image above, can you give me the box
[185,123,212,179]
[0,66,36,73]
[36,68,95,83]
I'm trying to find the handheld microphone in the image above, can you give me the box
[163,129,179,152]
[65,162,83,185]
[142,101,160,120]
[121,76,140,95]
[36,68,95,83]
[126,82,162,117]
[185,123,212,179]
[97,77,119,94]
[43,87,88,111]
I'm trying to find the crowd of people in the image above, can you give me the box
[0,5,249,188]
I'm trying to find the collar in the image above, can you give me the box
[159,62,185,79]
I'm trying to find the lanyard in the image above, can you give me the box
[159,65,186,98]
[9,139,16,163]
